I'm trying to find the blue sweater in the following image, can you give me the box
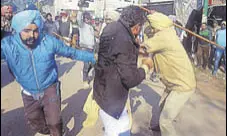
[216,29,226,48]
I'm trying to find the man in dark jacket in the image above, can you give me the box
[93,6,151,135]
[58,11,72,46]
[43,13,56,36]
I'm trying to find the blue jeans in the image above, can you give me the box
[213,48,226,75]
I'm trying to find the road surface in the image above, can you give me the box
[1,57,226,136]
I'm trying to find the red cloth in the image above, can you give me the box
[209,0,212,5]
[60,12,68,17]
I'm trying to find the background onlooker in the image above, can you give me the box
[196,23,212,70]
[43,13,56,36]
[213,21,226,76]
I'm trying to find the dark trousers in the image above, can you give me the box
[22,83,62,136]
[81,48,95,82]
[208,45,216,69]
[83,62,94,82]
[196,44,210,69]
[213,48,226,75]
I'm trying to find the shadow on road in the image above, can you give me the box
[56,59,77,78]
[174,90,226,136]
[1,88,91,136]
[1,62,15,88]
[61,88,91,136]
[132,126,154,136]
[130,83,161,133]
[1,107,36,136]
[197,91,226,112]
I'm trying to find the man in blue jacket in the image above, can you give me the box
[213,21,226,76]
[1,10,95,136]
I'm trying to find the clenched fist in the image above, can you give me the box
[142,58,153,69]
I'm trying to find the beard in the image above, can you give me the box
[21,37,38,49]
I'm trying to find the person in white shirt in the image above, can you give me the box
[77,10,95,88]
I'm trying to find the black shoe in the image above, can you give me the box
[62,128,67,136]
[151,77,159,83]
[149,125,160,131]
[150,72,159,83]
[38,126,50,135]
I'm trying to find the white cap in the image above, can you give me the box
[221,21,226,25]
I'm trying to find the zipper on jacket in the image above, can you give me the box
[30,50,40,91]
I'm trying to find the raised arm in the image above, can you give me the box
[77,10,84,28]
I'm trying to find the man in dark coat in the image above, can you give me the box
[93,6,151,135]
[43,13,56,36]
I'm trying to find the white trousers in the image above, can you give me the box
[99,107,131,136]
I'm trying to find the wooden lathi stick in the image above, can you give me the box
[137,6,224,49]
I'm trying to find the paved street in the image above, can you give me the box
[1,57,226,136]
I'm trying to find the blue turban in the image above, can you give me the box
[11,10,43,33]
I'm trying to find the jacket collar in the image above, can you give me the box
[118,19,139,48]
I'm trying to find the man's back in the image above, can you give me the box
[94,20,145,118]
[145,27,196,91]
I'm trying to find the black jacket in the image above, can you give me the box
[93,19,145,119]
[58,20,71,37]
[43,20,56,36]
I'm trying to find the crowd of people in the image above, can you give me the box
[1,3,226,136]
[1,5,13,39]
[196,21,226,76]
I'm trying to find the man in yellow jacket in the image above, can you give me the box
[142,12,197,136]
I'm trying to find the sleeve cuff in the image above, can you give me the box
[140,64,149,74]
[138,67,146,81]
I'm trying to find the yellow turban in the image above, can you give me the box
[105,10,120,21]
[147,12,173,30]
[70,11,77,17]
